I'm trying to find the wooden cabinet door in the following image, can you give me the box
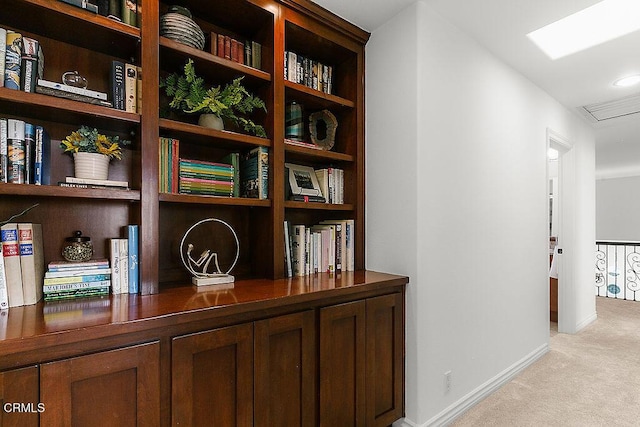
[0,366,39,427]
[254,310,316,427]
[319,300,366,427]
[366,293,404,426]
[40,341,161,427]
[172,323,253,427]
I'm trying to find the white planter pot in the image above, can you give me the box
[198,114,224,130]
[73,152,110,180]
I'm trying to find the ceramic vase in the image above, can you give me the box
[198,114,224,130]
[73,152,109,180]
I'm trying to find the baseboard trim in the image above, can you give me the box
[575,310,597,333]
[397,342,549,427]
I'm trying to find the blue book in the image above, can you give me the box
[126,224,139,293]
[34,126,50,185]
[24,123,35,184]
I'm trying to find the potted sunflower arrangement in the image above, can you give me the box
[60,126,130,180]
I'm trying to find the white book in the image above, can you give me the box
[0,28,5,89]
[65,176,129,188]
[292,225,306,277]
[283,221,292,278]
[18,223,44,305]
[45,267,111,279]
[109,238,121,294]
[0,249,8,309]
[1,223,23,307]
[36,79,108,100]
[119,239,129,294]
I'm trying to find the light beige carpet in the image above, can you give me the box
[451,297,640,427]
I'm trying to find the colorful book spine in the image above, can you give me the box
[34,126,50,185]
[0,118,7,183]
[124,63,137,113]
[20,37,40,93]
[4,31,21,90]
[126,225,139,294]
[44,279,111,293]
[7,119,25,184]
[24,123,35,184]
[43,286,110,301]
[44,274,111,285]
[1,223,24,307]
[45,268,111,279]
[18,223,44,305]
[110,60,125,110]
[0,28,6,88]
[48,258,110,271]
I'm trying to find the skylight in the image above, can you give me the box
[527,0,640,60]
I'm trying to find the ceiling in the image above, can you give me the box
[312,0,640,176]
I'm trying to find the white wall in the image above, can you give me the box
[596,175,640,241]
[365,1,596,425]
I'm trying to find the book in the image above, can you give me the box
[20,37,43,93]
[320,220,344,272]
[34,126,50,185]
[4,31,21,90]
[24,123,35,184]
[284,220,293,278]
[136,66,142,113]
[110,60,125,110]
[107,0,121,21]
[109,238,122,294]
[48,258,109,271]
[0,28,6,88]
[122,0,137,27]
[35,85,113,107]
[251,41,262,69]
[125,224,139,294]
[58,182,130,190]
[0,118,7,183]
[18,223,44,305]
[0,249,8,309]
[1,223,23,307]
[119,238,128,293]
[45,268,111,279]
[95,0,109,16]
[65,176,129,188]
[221,152,240,198]
[59,0,99,13]
[7,119,25,184]
[292,224,306,276]
[240,146,268,199]
[124,63,137,113]
[44,273,111,286]
[37,79,108,100]
[44,280,110,293]
[43,286,110,301]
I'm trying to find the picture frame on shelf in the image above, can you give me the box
[285,163,323,198]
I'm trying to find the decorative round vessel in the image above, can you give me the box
[62,231,93,262]
[198,114,224,131]
[73,152,109,180]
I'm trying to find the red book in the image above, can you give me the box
[224,36,231,59]
[217,34,225,58]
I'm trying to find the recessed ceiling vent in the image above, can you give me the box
[582,93,640,121]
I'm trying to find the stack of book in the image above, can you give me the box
[0,119,50,185]
[43,259,111,301]
[315,167,344,204]
[284,219,355,278]
[178,158,234,197]
[35,79,112,108]
[58,176,130,190]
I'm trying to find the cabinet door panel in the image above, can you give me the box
[319,300,366,427]
[366,293,404,426]
[254,310,316,427]
[0,366,39,427]
[172,323,253,427]
[40,341,161,427]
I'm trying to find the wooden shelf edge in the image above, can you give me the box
[285,201,353,210]
[284,80,354,108]
[0,183,141,201]
[0,88,140,123]
[159,118,271,147]
[160,37,271,82]
[284,143,354,162]
[160,193,271,207]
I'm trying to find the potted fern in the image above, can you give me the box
[160,59,267,137]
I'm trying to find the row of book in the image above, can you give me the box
[108,224,139,295]
[59,0,137,27]
[284,219,355,277]
[159,137,268,199]
[315,167,345,204]
[284,50,334,95]
[1,29,44,92]
[0,223,44,308]
[43,259,111,301]
[210,33,263,70]
[0,119,51,185]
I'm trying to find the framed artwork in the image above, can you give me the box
[285,163,323,197]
